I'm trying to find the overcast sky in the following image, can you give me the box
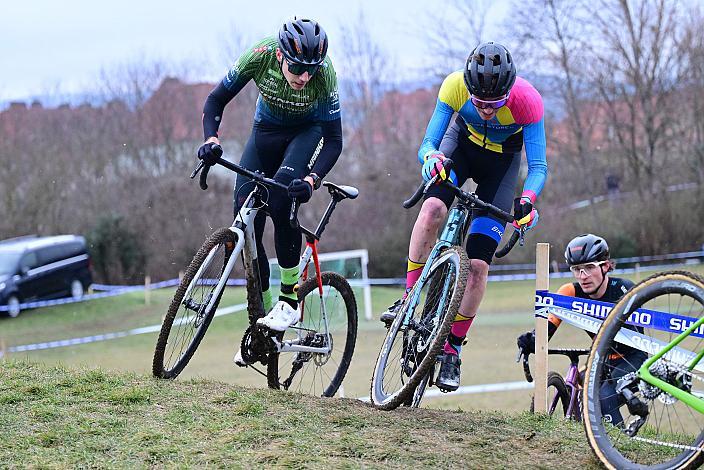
[1,0,509,103]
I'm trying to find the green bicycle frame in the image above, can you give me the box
[637,314,704,414]
[403,205,470,327]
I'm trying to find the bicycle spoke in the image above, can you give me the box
[371,248,468,409]
[268,272,356,397]
[584,272,704,468]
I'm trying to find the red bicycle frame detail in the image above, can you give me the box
[299,240,324,322]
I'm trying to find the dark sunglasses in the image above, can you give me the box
[470,92,510,109]
[285,59,320,76]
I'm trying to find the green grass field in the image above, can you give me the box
[2,264,702,413]
[0,361,602,468]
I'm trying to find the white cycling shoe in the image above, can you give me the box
[233,348,250,367]
[256,300,301,332]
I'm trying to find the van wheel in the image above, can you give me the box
[70,280,84,300]
[7,296,20,318]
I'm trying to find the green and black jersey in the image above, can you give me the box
[202,36,343,178]
[223,37,340,125]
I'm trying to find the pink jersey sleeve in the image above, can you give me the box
[506,77,544,125]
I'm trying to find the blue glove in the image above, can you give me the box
[421,151,457,184]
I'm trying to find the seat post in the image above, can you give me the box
[313,197,339,239]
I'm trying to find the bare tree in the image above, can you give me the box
[420,0,493,77]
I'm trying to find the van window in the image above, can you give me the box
[0,250,22,275]
[37,246,67,265]
[20,252,39,271]
[65,241,86,258]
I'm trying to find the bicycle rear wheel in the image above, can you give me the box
[153,228,237,379]
[267,272,357,397]
[583,271,704,469]
[531,372,570,418]
[370,246,468,410]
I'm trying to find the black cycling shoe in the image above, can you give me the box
[436,353,461,392]
[379,298,403,326]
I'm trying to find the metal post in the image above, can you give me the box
[534,243,550,413]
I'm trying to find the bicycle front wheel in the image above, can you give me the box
[531,372,570,418]
[583,271,704,469]
[153,228,237,379]
[370,246,468,410]
[267,272,357,397]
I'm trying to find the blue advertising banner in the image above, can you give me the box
[535,290,704,339]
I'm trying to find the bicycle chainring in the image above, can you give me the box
[240,325,272,365]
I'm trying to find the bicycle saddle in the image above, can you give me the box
[323,182,359,200]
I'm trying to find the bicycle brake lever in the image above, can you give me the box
[190,159,205,179]
[289,199,300,229]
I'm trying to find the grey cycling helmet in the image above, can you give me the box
[464,41,517,98]
[564,234,610,265]
[278,17,328,65]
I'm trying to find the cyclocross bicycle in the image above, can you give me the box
[583,270,704,469]
[370,166,523,410]
[153,152,359,398]
[519,346,590,420]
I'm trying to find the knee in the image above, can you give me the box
[418,198,447,228]
[466,260,489,288]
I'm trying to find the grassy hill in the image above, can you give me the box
[0,360,600,468]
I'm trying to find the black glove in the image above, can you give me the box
[517,330,535,355]
[287,178,313,203]
[197,142,222,166]
[513,197,533,221]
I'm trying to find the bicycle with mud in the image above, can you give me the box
[153,151,359,397]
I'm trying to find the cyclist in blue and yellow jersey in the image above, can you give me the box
[196,18,343,365]
[381,42,548,392]
[517,234,646,425]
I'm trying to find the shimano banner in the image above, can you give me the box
[535,290,704,339]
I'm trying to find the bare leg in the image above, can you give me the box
[458,259,489,317]
[443,259,489,355]
[408,198,447,263]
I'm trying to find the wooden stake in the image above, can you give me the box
[145,276,151,305]
[534,243,550,413]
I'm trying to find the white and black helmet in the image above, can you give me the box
[278,17,328,65]
[564,234,610,266]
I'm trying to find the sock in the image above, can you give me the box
[261,288,273,311]
[443,332,465,356]
[279,266,299,308]
[404,258,425,299]
[443,313,475,355]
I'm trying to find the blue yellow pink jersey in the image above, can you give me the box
[418,72,547,201]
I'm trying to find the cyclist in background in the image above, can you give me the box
[381,42,548,392]
[197,18,343,364]
[517,234,647,425]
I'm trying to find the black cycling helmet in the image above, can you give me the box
[564,234,610,265]
[278,17,328,65]
[464,41,517,98]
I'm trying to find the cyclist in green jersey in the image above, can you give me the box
[196,18,343,365]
